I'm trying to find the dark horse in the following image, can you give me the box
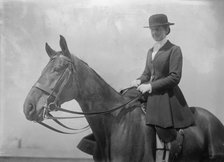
[23,36,224,162]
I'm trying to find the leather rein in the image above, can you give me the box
[33,54,142,134]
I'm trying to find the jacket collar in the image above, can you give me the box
[150,40,173,52]
[149,40,174,62]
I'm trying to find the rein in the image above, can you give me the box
[37,93,141,134]
[54,93,142,116]
[34,54,142,134]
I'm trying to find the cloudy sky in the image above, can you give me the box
[1,0,224,158]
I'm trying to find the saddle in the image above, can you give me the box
[77,133,96,155]
[169,129,184,161]
[156,129,184,162]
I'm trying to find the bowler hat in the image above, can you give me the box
[144,14,174,28]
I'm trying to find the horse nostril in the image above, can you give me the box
[26,104,36,118]
[27,104,32,111]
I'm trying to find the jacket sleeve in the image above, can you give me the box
[151,46,183,92]
[137,51,151,83]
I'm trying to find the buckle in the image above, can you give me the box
[48,102,58,111]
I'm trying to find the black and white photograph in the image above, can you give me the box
[1,0,224,162]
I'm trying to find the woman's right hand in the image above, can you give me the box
[130,79,141,87]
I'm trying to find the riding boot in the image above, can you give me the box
[169,129,184,162]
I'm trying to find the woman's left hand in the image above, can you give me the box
[137,83,152,94]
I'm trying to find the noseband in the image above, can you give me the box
[33,54,142,134]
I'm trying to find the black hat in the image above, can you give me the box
[144,14,174,28]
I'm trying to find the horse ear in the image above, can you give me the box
[59,35,71,58]
[45,43,56,58]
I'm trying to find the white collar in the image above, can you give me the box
[153,38,168,52]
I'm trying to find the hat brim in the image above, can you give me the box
[144,22,174,28]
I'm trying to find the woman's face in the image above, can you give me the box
[150,26,168,42]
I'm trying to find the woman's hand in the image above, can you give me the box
[137,83,152,94]
[130,79,141,87]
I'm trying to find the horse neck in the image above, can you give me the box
[72,56,125,133]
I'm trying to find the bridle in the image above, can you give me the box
[33,54,142,134]
[34,55,74,117]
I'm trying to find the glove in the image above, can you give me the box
[130,79,141,87]
[137,83,152,94]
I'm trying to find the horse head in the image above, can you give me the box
[23,35,80,122]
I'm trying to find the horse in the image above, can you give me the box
[23,35,224,162]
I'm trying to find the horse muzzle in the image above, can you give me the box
[23,91,47,122]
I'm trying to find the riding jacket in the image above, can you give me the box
[138,40,194,128]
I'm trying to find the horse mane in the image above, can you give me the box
[70,54,123,99]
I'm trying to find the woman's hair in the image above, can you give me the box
[163,25,171,35]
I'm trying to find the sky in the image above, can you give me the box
[1,0,224,159]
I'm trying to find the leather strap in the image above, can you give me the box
[35,54,142,134]
[47,113,88,130]
[37,121,89,134]
[55,93,142,116]
[34,82,53,95]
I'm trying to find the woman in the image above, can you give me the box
[130,14,194,157]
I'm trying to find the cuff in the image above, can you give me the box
[148,83,152,93]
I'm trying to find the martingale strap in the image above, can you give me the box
[37,121,90,134]
[47,113,89,131]
[45,115,85,120]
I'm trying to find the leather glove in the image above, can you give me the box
[137,83,152,94]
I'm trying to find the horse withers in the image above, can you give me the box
[23,35,224,162]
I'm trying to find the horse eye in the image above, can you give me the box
[53,66,63,72]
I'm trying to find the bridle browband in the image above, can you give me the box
[33,54,142,134]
